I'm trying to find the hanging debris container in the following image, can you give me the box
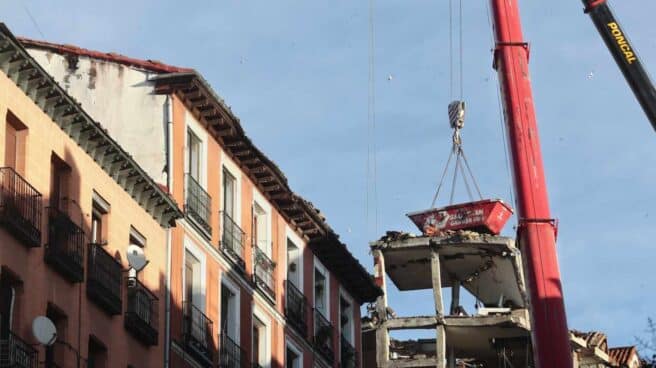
[407,199,513,236]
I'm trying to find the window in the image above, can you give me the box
[50,154,70,211]
[340,295,353,343]
[87,337,107,368]
[220,282,238,340]
[223,168,236,218]
[286,238,301,288]
[314,266,328,316]
[252,202,268,253]
[5,111,27,174]
[252,316,265,368]
[0,274,15,339]
[187,129,202,181]
[91,194,109,245]
[128,227,146,280]
[286,343,302,368]
[45,304,67,368]
[184,250,201,308]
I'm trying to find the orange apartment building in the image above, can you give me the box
[0,23,183,367]
[4,22,382,368]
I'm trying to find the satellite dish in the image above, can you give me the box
[126,244,148,272]
[32,316,57,346]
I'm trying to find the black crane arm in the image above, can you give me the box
[583,0,656,132]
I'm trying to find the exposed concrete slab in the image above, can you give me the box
[371,234,527,308]
[387,357,439,368]
[385,310,531,366]
[386,316,439,330]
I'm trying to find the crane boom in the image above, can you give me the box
[489,1,573,366]
[583,0,656,131]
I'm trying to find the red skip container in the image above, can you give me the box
[407,199,514,236]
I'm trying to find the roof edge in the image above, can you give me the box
[0,23,184,227]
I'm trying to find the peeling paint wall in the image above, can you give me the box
[26,49,168,185]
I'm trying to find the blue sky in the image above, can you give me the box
[3,0,655,348]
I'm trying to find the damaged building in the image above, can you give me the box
[361,231,645,368]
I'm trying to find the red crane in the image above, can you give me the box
[489,0,573,366]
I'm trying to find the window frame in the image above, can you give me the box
[285,338,303,368]
[285,227,304,291]
[184,112,208,188]
[183,238,206,312]
[313,257,330,319]
[221,155,242,227]
[219,275,241,342]
[252,306,272,368]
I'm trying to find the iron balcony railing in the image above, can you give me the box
[87,243,123,315]
[125,277,159,346]
[185,174,212,235]
[314,309,334,363]
[285,281,307,336]
[0,330,38,368]
[253,246,275,301]
[0,167,42,247]
[45,207,85,283]
[183,302,214,367]
[220,211,245,270]
[219,333,247,368]
[340,335,357,368]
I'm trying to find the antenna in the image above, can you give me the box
[32,316,57,346]
[126,244,148,272]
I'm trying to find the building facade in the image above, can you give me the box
[10,25,381,368]
[0,24,182,368]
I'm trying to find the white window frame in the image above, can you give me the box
[183,238,207,312]
[220,275,241,342]
[285,227,304,291]
[313,257,330,319]
[285,338,304,368]
[184,111,208,188]
[252,306,272,368]
[221,155,242,227]
[252,190,272,256]
[339,288,356,345]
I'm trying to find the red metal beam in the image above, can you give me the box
[489,0,572,366]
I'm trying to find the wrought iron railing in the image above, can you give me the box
[253,246,275,301]
[340,335,357,368]
[185,174,212,235]
[285,281,307,336]
[125,277,159,346]
[183,302,214,367]
[45,207,85,283]
[0,167,42,247]
[87,243,123,315]
[220,211,245,270]
[0,330,38,368]
[219,333,247,368]
[314,309,334,363]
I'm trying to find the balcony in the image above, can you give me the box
[253,246,275,302]
[0,330,38,368]
[0,167,42,247]
[220,211,245,270]
[340,335,356,368]
[87,243,123,315]
[183,302,214,367]
[314,309,334,364]
[285,281,307,337]
[219,333,247,368]
[125,277,159,346]
[185,174,212,235]
[45,208,85,283]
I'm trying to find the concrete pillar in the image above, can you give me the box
[430,251,446,368]
[450,280,461,316]
[373,249,389,368]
